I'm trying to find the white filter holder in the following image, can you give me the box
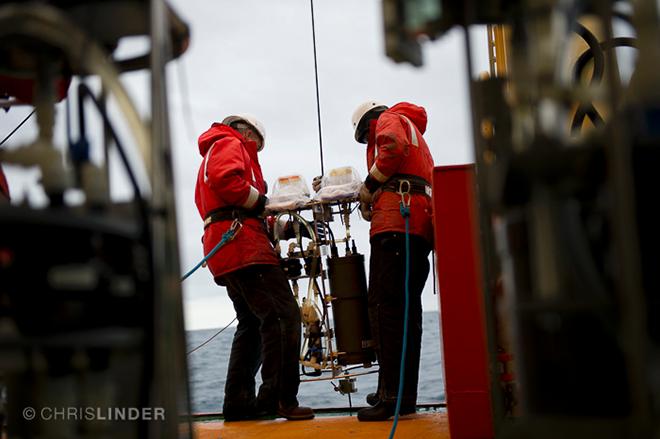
[313,166,362,201]
[266,174,311,211]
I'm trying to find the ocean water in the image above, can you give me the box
[186,311,445,413]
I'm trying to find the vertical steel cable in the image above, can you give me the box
[310,0,325,175]
[0,110,35,147]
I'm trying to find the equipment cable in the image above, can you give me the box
[181,221,241,281]
[77,84,148,223]
[389,198,411,439]
[571,11,637,134]
[309,0,325,175]
[0,109,35,148]
[571,23,605,133]
[187,317,237,355]
[182,223,244,353]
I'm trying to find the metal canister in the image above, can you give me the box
[327,253,375,366]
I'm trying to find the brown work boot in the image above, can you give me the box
[277,403,315,421]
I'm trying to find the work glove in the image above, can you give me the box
[312,175,323,193]
[252,194,268,217]
[358,183,374,222]
[358,182,374,205]
[359,202,372,222]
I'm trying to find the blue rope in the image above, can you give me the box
[181,227,237,281]
[389,203,411,439]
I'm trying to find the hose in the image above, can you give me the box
[571,36,638,134]
[388,201,411,439]
[575,23,606,83]
[273,211,318,247]
[574,37,637,81]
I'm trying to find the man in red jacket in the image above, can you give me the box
[352,101,435,421]
[194,114,313,421]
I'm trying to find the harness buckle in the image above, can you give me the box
[228,218,243,239]
[397,179,411,208]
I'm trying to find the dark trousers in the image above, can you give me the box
[218,264,302,414]
[368,232,431,405]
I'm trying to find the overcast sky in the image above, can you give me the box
[167,0,488,330]
[1,0,488,330]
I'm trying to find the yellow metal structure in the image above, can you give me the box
[487,25,509,77]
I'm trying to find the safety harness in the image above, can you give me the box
[203,206,259,229]
[381,174,432,198]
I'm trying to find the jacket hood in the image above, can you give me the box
[198,123,239,156]
[389,102,428,134]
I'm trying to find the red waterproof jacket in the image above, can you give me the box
[194,123,278,279]
[365,102,434,243]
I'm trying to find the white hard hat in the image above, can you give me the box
[222,113,266,151]
[351,100,388,143]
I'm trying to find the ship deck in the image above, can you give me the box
[193,411,450,439]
